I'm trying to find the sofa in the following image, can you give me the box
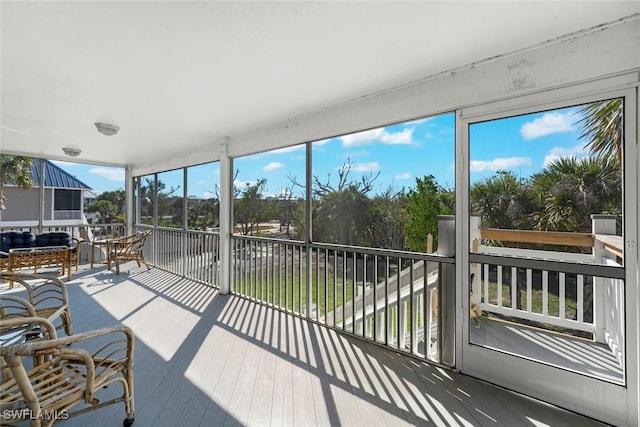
[0,231,79,274]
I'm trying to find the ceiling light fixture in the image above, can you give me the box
[62,147,82,157]
[94,122,120,136]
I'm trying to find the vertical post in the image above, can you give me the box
[438,215,455,367]
[38,158,45,234]
[469,215,481,312]
[306,142,313,317]
[219,138,232,294]
[125,167,134,235]
[182,168,188,277]
[592,214,617,343]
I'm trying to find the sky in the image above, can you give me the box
[54,103,593,199]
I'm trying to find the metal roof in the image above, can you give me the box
[31,159,92,190]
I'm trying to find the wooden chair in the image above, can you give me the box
[107,231,151,275]
[0,316,135,426]
[0,272,73,336]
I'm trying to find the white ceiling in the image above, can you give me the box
[2,1,640,168]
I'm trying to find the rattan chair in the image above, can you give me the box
[0,272,73,336]
[107,231,151,275]
[0,317,135,426]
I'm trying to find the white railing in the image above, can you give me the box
[230,234,453,364]
[473,245,596,334]
[137,225,220,288]
[473,214,624,357]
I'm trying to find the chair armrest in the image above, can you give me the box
[0,316,58,346]
[0,295,38,317]
[0,272,70,309]
[4,323,133,355]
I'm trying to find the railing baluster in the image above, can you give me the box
[542,270,549,317]
[526,269,532,313]
[483,263,489,305]
[341,250,346,331]
[511,266,517,310]
[385,256,390,347]
[577,274,584,324]
[497,265,503,307]
[559,272,566,320]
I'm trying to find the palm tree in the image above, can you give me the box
[576,99,623,166]
[0,155,34,216]
[470,170,532,230]
[529,156,621,233]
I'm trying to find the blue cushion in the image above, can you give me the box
[0,231,36,252]
[35,232,72,248]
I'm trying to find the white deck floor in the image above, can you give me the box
[2,264,608,427]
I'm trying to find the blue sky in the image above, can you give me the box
[51,160,126,194]
[54,105,590,198]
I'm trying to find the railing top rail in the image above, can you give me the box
[480,228,594,248]
[595,234,624,259]
[232,234,304,245]
[231,233,454,263]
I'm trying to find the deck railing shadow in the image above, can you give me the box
[0,273,241,427]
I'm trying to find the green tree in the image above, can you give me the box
[405,175,453,252]
[529,157,621,232]
[87,199,118,223]
[470,171,532,230]
[98,190,125,216]
[234,179,269,235]
[0,155,33,216]
[367,187,408,250]
[188,198,219,231]
[310,160,379,246]
[139,177,180,226]
[576,99,623,166]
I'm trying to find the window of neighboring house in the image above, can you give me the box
[54,189,81,211]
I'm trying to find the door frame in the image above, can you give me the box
[454,76,638,426]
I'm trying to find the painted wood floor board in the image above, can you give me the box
[269,311,295,427]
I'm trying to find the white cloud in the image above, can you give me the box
[262,162,285,172]
[405,117,434,126]
[202,191,217,199]
[234,179,257,188]
[341,127,414,147]
[394,172,411,180]
[470,157,532,172]
[520,111,575,140]
[350,162,380,173]
[542,144,588,167]
[314,138,331,146]
[90,167,125,181]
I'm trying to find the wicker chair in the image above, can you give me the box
[0,272,73,336]
[107,231,151,275]
[0,317,135,426]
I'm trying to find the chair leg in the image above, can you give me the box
[62,309,74,336]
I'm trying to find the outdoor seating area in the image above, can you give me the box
[1,232,80,281]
